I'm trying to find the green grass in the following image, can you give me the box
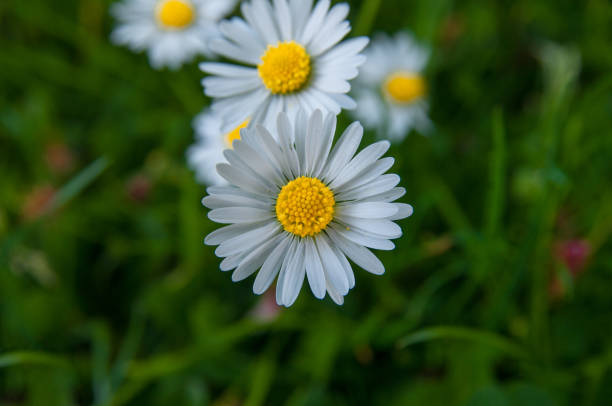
[2,0,612,405]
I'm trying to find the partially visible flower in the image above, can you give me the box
[353,32,431,141]
[554,239,591,276]
[200,0,368,132]
[110,0,238,69]
[126,173,153,203]
[22,185,56,220]
[203,110,412,307]
[186,110,249,186]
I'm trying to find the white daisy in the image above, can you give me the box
[187,110,249,186]
[353,32,432,141]
[202,110,413,307]
[110,0,238,70]
[199,0,369,132]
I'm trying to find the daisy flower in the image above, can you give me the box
[353,32,431,141]
[187,110,249,185]
[110,0,238,70]
[202,110,413,307]
[200,0,369,132]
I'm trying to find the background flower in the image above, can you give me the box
[200,0,368,132]
[353,32,432,141]
[186,110,248,186]
[111,0,238,69]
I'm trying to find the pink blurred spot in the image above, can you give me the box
[249,289,281,322]
[126,174,152,203]
[45,142,75,175]
[554,239,591,276]
[22,185,56,220]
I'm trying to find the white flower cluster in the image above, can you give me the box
[110,0,433,306]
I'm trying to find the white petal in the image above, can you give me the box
[273,0,293,41]
[336,174,400,202]
[220,253,244,271]
[311,112,336,178]
[232,139,285,187]
[200,62,257,78]
[326,280,344,305]
[312,75,350,93]
[322,122,363,183]
[231,233,284,281]
[315,233,349,295]
[389,203,414,220]
[335,217,402,239]
[289,0,313,38]
[330,223,395,251]
[304,238,326,299]
[202,194,270,210]
[275,237,299,305]
[242,0,280,45]
[305,109,323,176]
[300,0,330,46]
[281,241,306,306]
[329,141,390,189]
[216,163,275,196]
[215,222,280,257]
[202,76,262,98]
[218,18,265,55]
[318,37,369,64]
[253,235,292,294]
[337,202,398,219]
[308,3,350,55]
[361,187,406,203]
[334,157,394,194]
[204,221,269,245]
[327,93,357,110]
[326,228,385,275]
[209,38,261,65]
[332,245,355,289]
[274,115,300,177]
[294,109,308,170]
[208,206,274,224]
[206,185,274,204]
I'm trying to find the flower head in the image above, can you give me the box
[110,0,238,69]
[202,110,413,307]
[200,0,368,132]
[353,32,431,141]
[187,110,250,186]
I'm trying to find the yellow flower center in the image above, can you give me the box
[224,120,249,148]
[275,177,335,238]
[383,72,427,104]
[156,0,195,29]
[258,41,311,94]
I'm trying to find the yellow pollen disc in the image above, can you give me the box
[224,120,249,148]
[383,72,427,104]
[258,41,311,94]
[275,176,335,238]
[156,0,195,29]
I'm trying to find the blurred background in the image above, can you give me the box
[2,0,612,404]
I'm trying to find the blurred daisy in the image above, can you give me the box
[187,110,249,185]
[200,0,368,132]
[110,0,238,69]
[203,110,413,307]
[353,32,431,141]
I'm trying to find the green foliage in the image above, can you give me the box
[2,0,612,404]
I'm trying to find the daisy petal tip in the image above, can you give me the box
[203,234,216,246]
